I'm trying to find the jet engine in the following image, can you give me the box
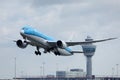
[16,40,28,48]
[56,40,67,49]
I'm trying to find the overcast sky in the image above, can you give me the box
[0,0,120,79]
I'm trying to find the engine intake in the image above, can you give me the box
[56,40,67,49]
[16,40,28,48]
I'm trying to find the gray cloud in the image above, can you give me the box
[30,0,82,6]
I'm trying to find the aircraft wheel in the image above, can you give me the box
[35,51,38,55]
[38,51,41,55]
[54,52,59,56]
[35,51,41,55]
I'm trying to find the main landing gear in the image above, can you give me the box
[35,46,41,55]
[54,52,60,56]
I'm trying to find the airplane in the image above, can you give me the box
[15,25,117,56]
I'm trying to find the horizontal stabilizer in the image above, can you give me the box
[71,51,83,53]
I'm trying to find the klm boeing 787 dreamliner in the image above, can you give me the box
[15,25,116,56]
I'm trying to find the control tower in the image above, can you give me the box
[82,36,96,79]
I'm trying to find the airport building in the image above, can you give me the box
[56,69,86,78]
[14,68,120,80]
[15,77,120,80]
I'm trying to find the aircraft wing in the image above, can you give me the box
[47,38,117,47]
[66,38,117,46]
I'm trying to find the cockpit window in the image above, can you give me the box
[22,26,33,30]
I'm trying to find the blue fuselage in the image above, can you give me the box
[20,26,73,56]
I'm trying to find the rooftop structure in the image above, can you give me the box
[56,68,86,78]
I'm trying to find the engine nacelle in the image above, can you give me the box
[16,40,28,48]
[56,40,67,49]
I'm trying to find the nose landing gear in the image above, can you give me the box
[35,46,41,55]
[35,51,41,55]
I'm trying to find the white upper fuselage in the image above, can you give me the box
[20,26,73,56]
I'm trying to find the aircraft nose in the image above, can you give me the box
[20,30,24,35]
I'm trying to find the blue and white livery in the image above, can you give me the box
[15,26,116,56]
